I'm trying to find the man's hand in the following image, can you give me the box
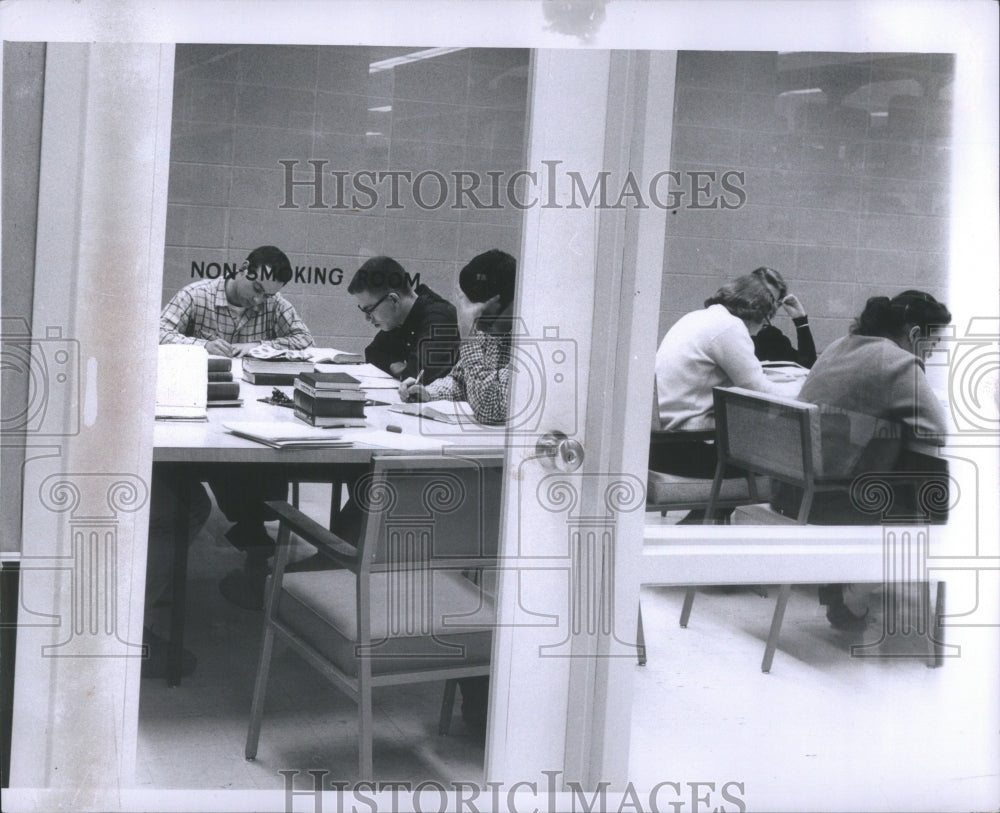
[457,294,501,339]
[229,342,260,357]
[389,361,407,377]
[204,338,235,357]
[779,294,807,320]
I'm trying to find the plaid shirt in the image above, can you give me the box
[159,278,313,350]
[424,330,511,425]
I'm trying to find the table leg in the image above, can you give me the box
[328,478,344,529]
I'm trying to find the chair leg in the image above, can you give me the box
[930,580,946,668]
[761,584,792,673]
[291,482,300,509]
[358,680,374,780]
[636,603,647,666]
[439,679,459,735]
[245,625,276,760]
[679,587,696,628]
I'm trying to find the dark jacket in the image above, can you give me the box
[753,316,818,368]
[364,285,460,383]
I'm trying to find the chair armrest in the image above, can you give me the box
[264,500,359,570]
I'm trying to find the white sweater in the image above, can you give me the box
[655,304,780,431]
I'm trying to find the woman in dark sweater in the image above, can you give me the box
[750,266,818,368]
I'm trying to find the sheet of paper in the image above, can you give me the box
[344,429,451,451]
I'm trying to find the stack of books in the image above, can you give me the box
[207,356,242,407]
[293,371,367,428]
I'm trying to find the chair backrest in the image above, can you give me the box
[713,386,823,485]
[354,451,505,573]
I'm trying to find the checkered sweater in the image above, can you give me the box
[159,278,313,350]
[424,330,511,425]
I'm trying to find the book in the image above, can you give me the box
[306,347,365,364]
[293,382,367,401]
[208,370,234,382]
[314,362,399,388]
[292,389,366,417]
[388,400,478,425]
[207,356,232,372]
[223,420,355,449]
[242,357,316,375]
[208,381,241,400]
[296,371,361,390]
[206,399,243,408]
[293,408,368,428]
[242,355,315,384]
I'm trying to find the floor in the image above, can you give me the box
[136,483,486,791]
[137,497,1000,810]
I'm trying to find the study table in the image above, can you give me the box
[153,374,504,686]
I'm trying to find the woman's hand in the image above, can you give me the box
[457,293,501,339]
[779,294,807,320]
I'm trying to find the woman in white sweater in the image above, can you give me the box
[652,273,783,478]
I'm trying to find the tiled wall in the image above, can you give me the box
[660,51,954,353]
[165,45,528,350]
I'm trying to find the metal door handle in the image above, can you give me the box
[536,431,584,473]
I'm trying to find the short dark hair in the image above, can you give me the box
[751,266,788,300]
[246,245,292,284]
[459,249,517,310]
[852,290,952,340]
[704,274,777,323]
[348,256,414,297]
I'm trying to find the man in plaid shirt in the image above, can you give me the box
[160,245,312,355]
[157,246,313,611]
[399,249,515,426]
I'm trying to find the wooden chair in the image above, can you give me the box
[638,387,768,665]
[245,451,503,779]
[693,387,850,671]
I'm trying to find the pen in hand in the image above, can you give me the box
[398,369,425,403]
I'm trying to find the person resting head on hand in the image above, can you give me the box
[750,266,817,368]
[399,249,516,425]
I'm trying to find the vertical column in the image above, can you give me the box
[9,43,174,799]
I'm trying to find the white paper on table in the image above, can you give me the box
[222,420,348,443]
[315,362,394,379]
[344,430,451,451]
[307,347,365,363]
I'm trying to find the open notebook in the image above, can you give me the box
[222,421,354,449]
[388,400,477,425]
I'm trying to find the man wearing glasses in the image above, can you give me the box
[348,255,460,384]
[154,245,313,616]
[160,244,313,355]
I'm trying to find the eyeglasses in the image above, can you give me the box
[251,281,278,300]
[358,292,391,320]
